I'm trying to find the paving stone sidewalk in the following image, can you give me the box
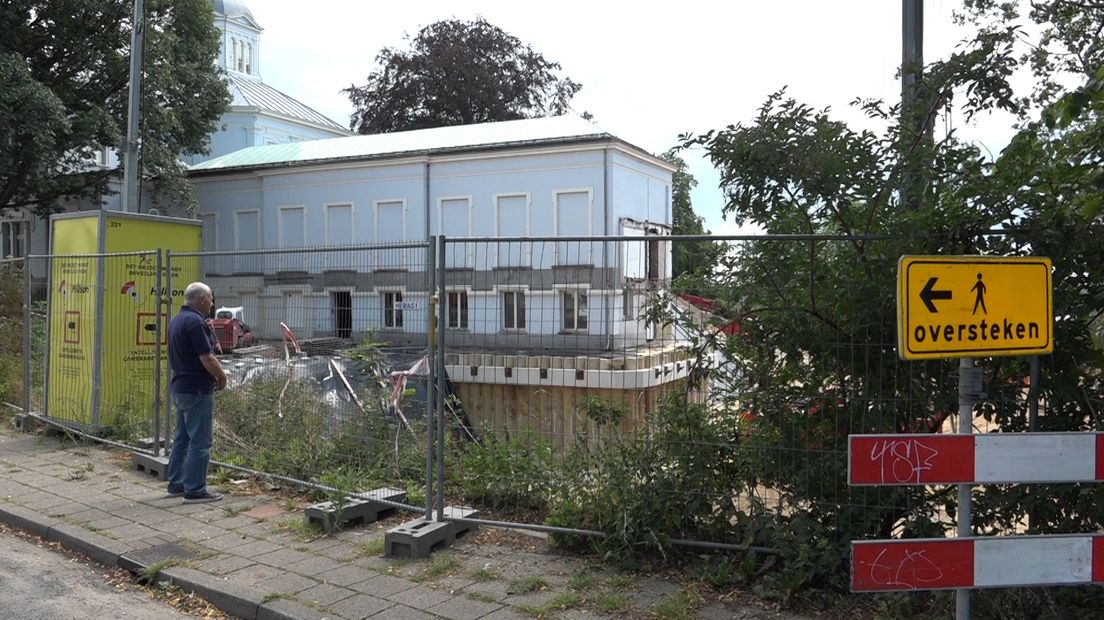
[0,427,804,620]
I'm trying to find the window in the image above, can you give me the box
[495,194,528,267]
[447,291,469,329]
[235,209,262,273]
[1,221,26,259]
[245,42,252,74]
[439,197,471,267]
[563,290,588,331]
[383,291,404,329]
[502,291,525,330]
[278,207,305,270]
[555,191,590,264]
[326,204,353,246]
[236,40,244,72]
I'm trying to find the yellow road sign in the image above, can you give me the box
[897,256,1053,360]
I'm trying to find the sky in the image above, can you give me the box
[248,0,1019,236]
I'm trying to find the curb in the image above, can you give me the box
[0,502,282,620]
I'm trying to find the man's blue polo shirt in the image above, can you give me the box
[169,305,216,394]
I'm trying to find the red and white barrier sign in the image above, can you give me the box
[849,433,1104,485]
[852,535,1104,592]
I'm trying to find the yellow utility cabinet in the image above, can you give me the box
[47,212,201,429]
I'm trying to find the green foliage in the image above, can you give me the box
[547,393,748,560]
[508,576,549,595]
[537,6,1104,608]
[214,373,424,492]
[416,553,461,581]
[344,17,581,134]
[448,433,559,514]
[661,149,723,280]
[0,264,22,404]
[576,396,626,428]
[0,0,230,216]
[614,0,1104,604]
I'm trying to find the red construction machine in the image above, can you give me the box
[207,306,254,353]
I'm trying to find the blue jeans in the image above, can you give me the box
[166,392,214,497]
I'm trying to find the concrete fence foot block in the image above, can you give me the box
[304,486,405,532]
[384,518,454,559]
[383,505,481,559]
[135,437,166,452]
[132,453,168,481]
[442,506,479,539]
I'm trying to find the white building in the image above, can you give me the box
[189,115,676,353]
[188,0,349,164]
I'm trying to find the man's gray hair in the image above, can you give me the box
[183,282,212,303]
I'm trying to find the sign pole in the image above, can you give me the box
[956,357,980,620]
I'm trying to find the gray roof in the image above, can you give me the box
[212,0,254,21]
[190,115,627,174]
[228,73,347,132]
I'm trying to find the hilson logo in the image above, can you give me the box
[120,280,143,306]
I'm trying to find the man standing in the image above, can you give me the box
[166,282,228,503]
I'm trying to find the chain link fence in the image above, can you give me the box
[18,233,1086,558]
[431,234,1064,553]
[19,251,165,451]
[167,243,434,513]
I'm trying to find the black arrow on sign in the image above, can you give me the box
[919,277,952,313]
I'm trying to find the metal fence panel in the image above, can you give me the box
[432,235,1050,549]
[168,243,433,511]
[20,252,163,450]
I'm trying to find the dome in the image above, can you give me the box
[212,0,254,21]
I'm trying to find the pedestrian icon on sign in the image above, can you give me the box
[971,273,988,315]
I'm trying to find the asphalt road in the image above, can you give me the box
[0,529,192,620]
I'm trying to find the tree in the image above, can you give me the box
[344,18,581,134]
[651,0,1104,603]
[0,0,230,217]
[661,149,722,280]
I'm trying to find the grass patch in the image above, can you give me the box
[469,565,499,582]
[270,517,324,541]
[416,553,461,581]
[568,569,596,591]
[280,499,299,511]
[64,462,94,481]
[650,591,694,619]
[596,593,632,613]
[466,592,499,604]
[517,592,583,618]
[508,575,549,595]
[221,504,248,516]
[358,537,385,557]
[138,558,183,584]
[260,592,286,604]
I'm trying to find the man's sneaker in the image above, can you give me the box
[182,491,223,504]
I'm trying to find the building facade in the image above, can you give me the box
[188,115,675,353]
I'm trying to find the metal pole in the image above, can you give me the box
[436,235,447,521]
[152,252,162,457]
[121,0,145,213]
[163,252,173,452]
[901,0,927,210]
[1028,355,1039,432]
[957,357,979,620]
[424,240,436,520]
[22,259,32,415]
[1027,355,1040,531]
